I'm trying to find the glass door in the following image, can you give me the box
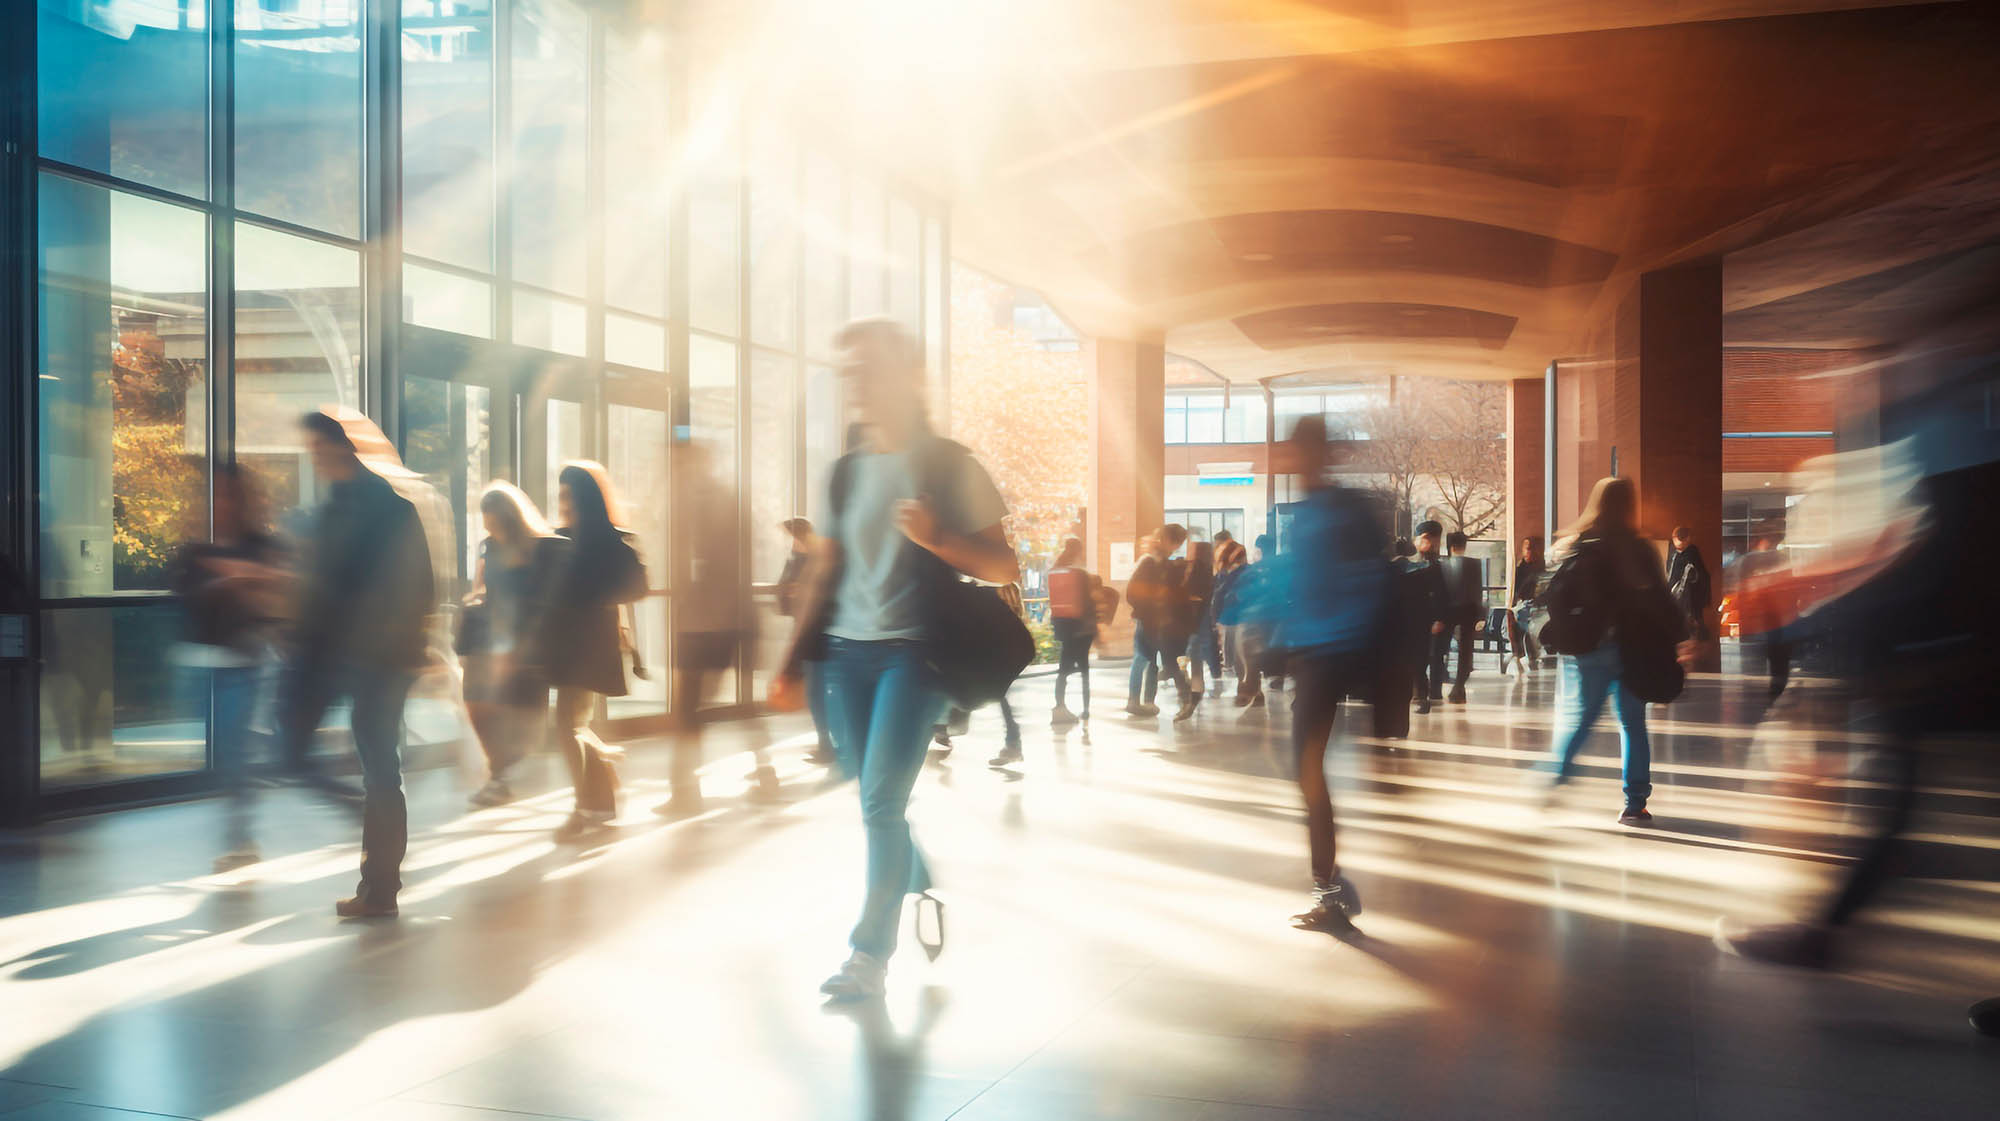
[604,399,670,725]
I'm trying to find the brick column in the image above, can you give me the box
[1505,376,1546,556]
[1615,262,1723,553]
[1088,337,1165,656]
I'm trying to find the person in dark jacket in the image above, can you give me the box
[1177,538,1217,722]
[283,412,434,918]
[1439,530,1485,703]
[1373,537,1430,737]
[1124,524,1189,717]
[1542,477,1687,826]
[1667,527,1713,641]
[171,463,289,872]
[1408,521,1450,714]
[542,461,649,841]
[461,482,566,808]
[1509,536,1546,675]
[777,517,835,765]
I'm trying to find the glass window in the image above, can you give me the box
[802,153,845,356]
[690,170,742,337]
[403,261,493,338]
[38,0,209,199]
[235,222,364,522]
[1274,394,1320,440]
[512,288,586,356]
[605,32,670,317]
[689,334,739,491]
[606,404,669,581]
[234,1,362,238]
[803,362,841,525]
[1186,395,1225,443]
[39,603,210,790]
[847,176,885,318]
[510,0,588,295]
[923,215,946,402]
[608,595,667,719]
[1225,391,1267,444]
[606,313,666,372]
[546,398,584,505]
[748,130,800,352]
[401,377,493,590]
[402,1,495,272]
[887,197,921,330]
[1165,396,1188,444]
[39,175,209,597]
[749,350,797,584]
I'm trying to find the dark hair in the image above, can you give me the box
[558,462,619,535]
[1054,535,1083,568]
[1213,529,1234,545]
[1446,530,1468,551]
[1160,523,1188,547]
[1254,533,1274,555]
[1393,537,1415,558]
[1414,520,1443,538]
[1561,477,1637,539]
[1671,526,1694,542]
[300,410,356,453]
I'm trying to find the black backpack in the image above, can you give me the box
[1534,545,1610,657]
[824,437,1034,710]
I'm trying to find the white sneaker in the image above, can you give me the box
[819,950,887,1000]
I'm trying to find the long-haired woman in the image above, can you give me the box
[540,461,649,841]
[773,318,1018,1000]
[462,481,566,807]
[1543,477,1683,825]
[1044,536,1095,727]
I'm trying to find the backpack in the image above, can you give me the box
[1534,543,1610,657]
[1089,576,1120,629]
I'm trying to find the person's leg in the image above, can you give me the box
[805,660,836,759]
[1074,634,1091,719]
[276,659,338,777]
[1550,648,1614,786]
[1823,742,1921,926]
[1768,639,1793,699]
[348,667,415,904]
[1291,657,1341,883]
[553,686,615,814]
[848,645,948,961]
[1129,625,1156,706]
[668,658,708,806]
[998,695,1021,747]
[212,664,258,855]
[1185,632,1206,696]
[1608,662,1653,812]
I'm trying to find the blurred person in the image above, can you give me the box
[1509,536,1546,675]
[541,462,649,841]
[1125,525,1189,717]
[1539,477,1687,826]
[1212,540,1251,703]
[1439,530,1485,704]
[984,583,1028,768]
[283,411,434,918]
[1178,537,1217,722]
[654,439,756,818]
[169,463,290,871]
[1735,537,1794,698]
[777,517,837,766]
[459,482,565,808]
[1044,537,1096,728]
[1230,533,1280,707]
[1409,521,1450,713]
[1373,536,1433,738]
[1667,526,1714,642]
[1271,416,1390,932]
[770,317,1018,1001]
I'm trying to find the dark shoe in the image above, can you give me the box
[913,891,947,963]
[1448,686,1467,704]
[335,894,398,919]
[1617,806,1653,826]
[1415,699,1432,715]
[1714,920,1832,969]
[1969,998,2000,1038]
[1173,695,1199,723]
[1291,900,1356,934]
[988,744,1023,767]
[1248,692,1266,708]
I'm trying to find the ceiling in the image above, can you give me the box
[733,0,2000,384]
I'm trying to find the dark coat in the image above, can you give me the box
[540,527,647,697]
[296,469,434,672]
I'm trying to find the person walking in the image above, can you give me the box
[170,464,290,871]
[1371,537,1430,738]
[1409,522,1450,714]
[1232,534,1280,707]
[1540,477,1687,826]
[1667,527,1714,641]
[1509,536,1546,675]
[1439,530,1485,704]
[283,411,435,918]
[1177,538,1217,722]
[1124,525,1189,717]
[778,518,837,766]
[771,317,1018,1002]
[983,583,1029,767]
[540,462,649,842]
[1272,416,1390,933]
[1212,540,1250,702]
[460,482,566,808]
[1044,537,1096,728]
[1735,537,1794,699]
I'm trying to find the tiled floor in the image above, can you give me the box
[3,656,1997,1120]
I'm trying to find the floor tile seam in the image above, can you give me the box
[31,1096,200,1121]
[357,1016,586,1120]
[942,965,1157,1120]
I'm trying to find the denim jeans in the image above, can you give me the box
[1128,624,1160,703]
[1549,642,1653,807]
[806,660,834,752]
[213,663,261,850]
[281,660,415,901]
[1052,618,1091,717]
[823,637,951,960]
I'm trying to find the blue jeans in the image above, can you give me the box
[1127,624,1159,703]
[281,660,415,901]
[213,663,261,850]
[823,637,950,960]
[806,661,833,752]
[1549,643,1653,807]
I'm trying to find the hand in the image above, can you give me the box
[895,497,940,551]
[768,669,805,713]
[1474,620,1487,633]
[1676,640,1699,669]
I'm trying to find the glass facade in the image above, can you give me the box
[10,2,949,815]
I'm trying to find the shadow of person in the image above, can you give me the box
[2,885,268,980]
[827,986,948,1121]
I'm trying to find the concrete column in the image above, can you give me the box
[1505,376,1546,555]
[1614,261,1724,554]
[1087,337,1165,656]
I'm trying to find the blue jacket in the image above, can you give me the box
[1273,486,1390,657]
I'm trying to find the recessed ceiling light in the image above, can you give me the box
[1239,252,1275,262]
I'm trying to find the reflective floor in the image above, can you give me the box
[3,655,1998,1120]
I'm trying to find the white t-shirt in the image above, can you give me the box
[826,446,1008,642]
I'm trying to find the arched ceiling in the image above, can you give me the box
[720,0,2000,383]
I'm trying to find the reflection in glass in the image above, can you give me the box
[404,261,493,338]
[750,130,801,351]
[749,350,798,585]
[38,175,209,597]
[848,175,885,318]
[234,0,362,237]
[402,377,493,589]
[38,0,210,200]
[513,288,587,356]
[39,603,211,790]
[235,222,364,522]
[403,0,495,271]
[605,32,670,317]
[690,333,739,492]
[511,0,589,295]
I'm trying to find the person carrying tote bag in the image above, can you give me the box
[771,318,1022,1003]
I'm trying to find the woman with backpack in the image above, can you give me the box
[1538,476,1687,826]
[772,318,1019,1001]
[1045,536,1096,728]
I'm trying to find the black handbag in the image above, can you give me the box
[921,575,1035,710]
[453,600,492,657]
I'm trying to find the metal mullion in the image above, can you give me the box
[221,209,366,254]
[2,0,36,824]
[204,0,235,779]
[584,12,606,465]
[32,160,210,215]
[493,0,514,346]
[935,209,950,429]
[366,0,403,437]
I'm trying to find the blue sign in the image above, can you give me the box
[1197,475,1255,487]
